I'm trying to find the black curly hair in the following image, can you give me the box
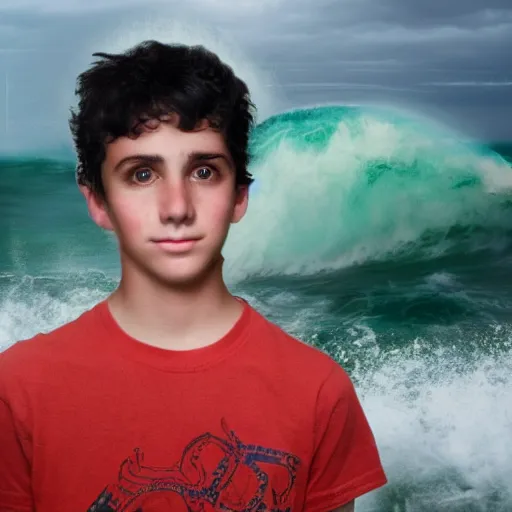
[69,40,256,200]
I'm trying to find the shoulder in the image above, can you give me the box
[0,302,101,399]
[246,304,353,394]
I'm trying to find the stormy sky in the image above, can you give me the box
[0,0,511,154]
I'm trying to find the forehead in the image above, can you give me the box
[104,122,230,168]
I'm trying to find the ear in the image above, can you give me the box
[79,185,114,231]
[231,185,249,224]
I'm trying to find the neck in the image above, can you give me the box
[107,256,243,351]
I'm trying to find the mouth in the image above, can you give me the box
[152,237,201,243]
[151,237,202,252]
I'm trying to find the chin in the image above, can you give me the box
[121,245,224,288]
[147,256,222,289]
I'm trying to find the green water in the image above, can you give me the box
[1,105,512,511]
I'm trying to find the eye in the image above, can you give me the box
[194,167,215,180]
[131,168,155,184]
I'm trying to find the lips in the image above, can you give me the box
[152,237,201,243]
[151,237,202,252]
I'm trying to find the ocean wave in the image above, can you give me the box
[223,105,512,282]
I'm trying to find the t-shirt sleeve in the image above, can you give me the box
[0,394,35,511]
[305,363,387,511]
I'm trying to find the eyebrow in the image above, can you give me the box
[113,152,233,172]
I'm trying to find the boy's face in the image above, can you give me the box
[80,119,248,288]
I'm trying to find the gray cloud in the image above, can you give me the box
[237,0,512,139]
[0,0,510,155]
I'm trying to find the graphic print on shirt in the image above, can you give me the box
[87,418,301,512]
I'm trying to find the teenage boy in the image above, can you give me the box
[0,40,387,511]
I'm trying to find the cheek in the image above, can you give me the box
[108,196,147,236]
[204,194,235,226]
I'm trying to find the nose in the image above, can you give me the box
[158,177,195,225]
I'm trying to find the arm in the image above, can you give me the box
[0,397,35,511]
[305,364,387,512]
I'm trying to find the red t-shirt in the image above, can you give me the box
[0,297,386,511]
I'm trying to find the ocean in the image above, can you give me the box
[1,105,512,511]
